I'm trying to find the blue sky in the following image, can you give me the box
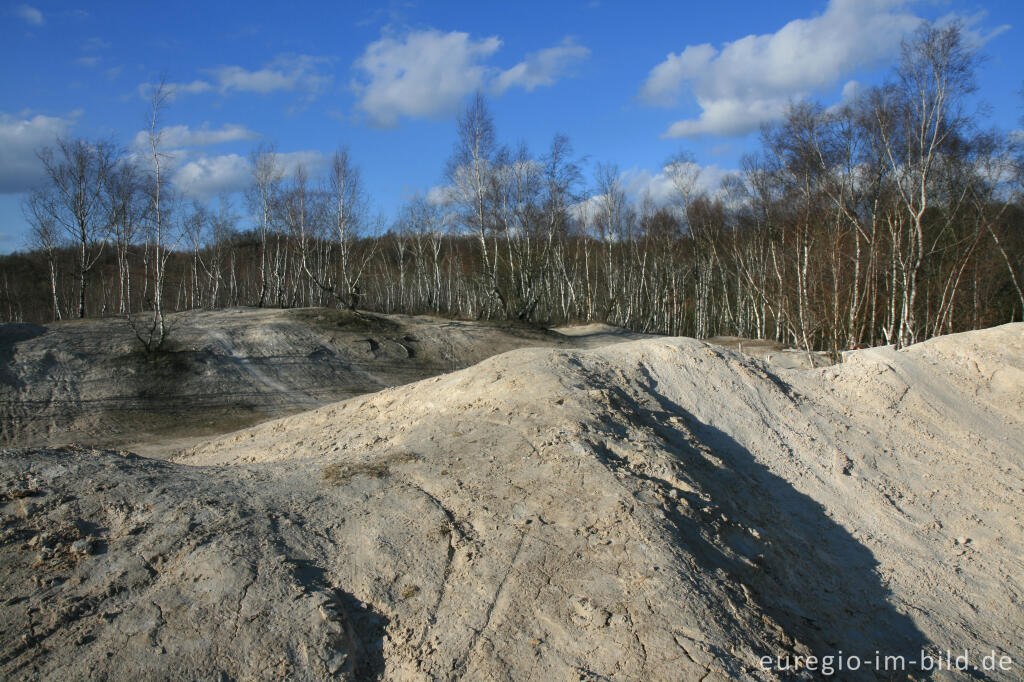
[1,0,1021,252]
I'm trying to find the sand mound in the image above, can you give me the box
[549,322,654,347]
[2,324,1021,679]
[0,308,822,458]
[1,447,386,680]
[0,308,573,454]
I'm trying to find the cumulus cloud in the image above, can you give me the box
[639,0,925,138]
[570,162,734,225]
[171,150,325,200]
[621,163,731,206]
[425,184,457,206]
[353,29,589,127]
[0,111,74,194]
[826,80,863,113]
[637,43,716,107]
[172,154,251,199]
[493,39,590,93]
[275,150,328,178]
[14,4,43,26]
[205,54,332,95]
[137,80,214,100]
[138,54,331,102]
[354,30,502,127]
[132,123,259,151]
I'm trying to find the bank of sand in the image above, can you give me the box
[1,323,1020,679]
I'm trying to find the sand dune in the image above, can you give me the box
[0,308,577,454]
[2,323,1021,679]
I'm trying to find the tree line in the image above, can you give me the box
[2,23,1022,356]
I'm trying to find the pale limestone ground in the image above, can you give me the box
[1,308,821,458]
[2,323,1019,680]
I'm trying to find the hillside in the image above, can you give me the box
[0,308,578,455]
[0,308,829,457]
[2,323,1020,679]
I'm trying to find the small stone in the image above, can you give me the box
[70,539,93,555]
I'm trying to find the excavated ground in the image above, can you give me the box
[1,313,1019,680]
[0,308,583,456]
[0,308,830,458]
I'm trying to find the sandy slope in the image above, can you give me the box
[0,308,577,453]
[0,308,827,458]
[2,323,1021,680]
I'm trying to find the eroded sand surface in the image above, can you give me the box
[1,308,576,454]
[1,308,816,457]
[2,323,1021,680]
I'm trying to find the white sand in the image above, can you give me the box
[3,323,1020,680]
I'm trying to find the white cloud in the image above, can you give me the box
[171,80,215,96]
[637,43,716,107]
[0,111,74,194]
[426,184,456,206]
[208,66,295,93]
[83,37,111,51]
[936,9,1010,48]
[571,162,733,224]
[354,29,502,127]
[493,39,590,93]
[205,54,331,95]
[15,4,43,26]
[275,150,327,178]
[137,54,331,102]
[826,80,863,114]
[622,163,731,206]
[132,123,259,151]
[76,56,100,68]
[569,194,602,224]
[172,154,252,199]
[171,150,325,200]
[137,80,214,100]
[640,0,925,138]
[353,29,590,127]
[433,159,731,226]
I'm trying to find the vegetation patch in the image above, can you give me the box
[288,308,401,334]
[322,450,419,485]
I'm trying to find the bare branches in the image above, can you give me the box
[6,23,1023,349]
[129,77,180,353]
[32,136,117,318]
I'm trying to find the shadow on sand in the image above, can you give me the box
[587,368,936,680]
[290,558,389,679]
